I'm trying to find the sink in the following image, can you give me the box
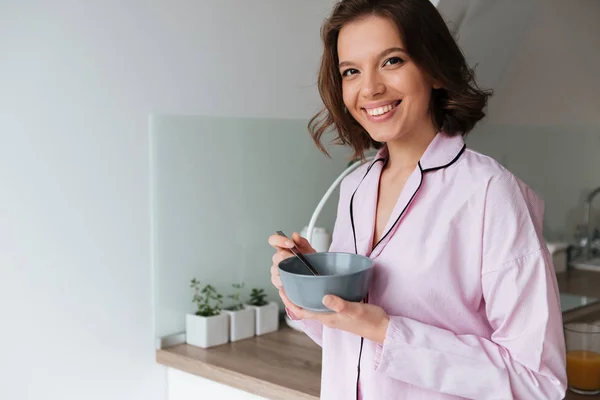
[570,257,600,272]
[560,293,599,313]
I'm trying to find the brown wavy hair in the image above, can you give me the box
[308,0,493,160]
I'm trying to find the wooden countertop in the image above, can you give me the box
[156,326,321,400]
[559,270,600,399]
[557,269,600,298]
[157,269,600,400]
[558,270,600,326]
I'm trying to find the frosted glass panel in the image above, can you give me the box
[150,115,350,338]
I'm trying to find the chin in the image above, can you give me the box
[364,127,401,144]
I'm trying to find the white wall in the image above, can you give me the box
[453,0,600,240]
[490,0,600,127]
[485,0,600,126]
[0,1,333,399]
[437,0,600,125]
[437,0,536,91]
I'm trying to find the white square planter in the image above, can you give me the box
[223,306,255,342]
[248,301,279,335]
[185,313,229,349]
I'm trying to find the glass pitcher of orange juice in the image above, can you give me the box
[564,322,600,395]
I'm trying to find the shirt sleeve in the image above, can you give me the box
[285,307,324,347]
[373,173,567,399]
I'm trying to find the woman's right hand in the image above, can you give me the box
[268,232,315,290]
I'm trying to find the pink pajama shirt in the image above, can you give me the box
[289,132,567,399]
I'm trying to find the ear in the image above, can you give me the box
[429,74,442,89]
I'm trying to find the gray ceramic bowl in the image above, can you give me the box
[278,252,373,313]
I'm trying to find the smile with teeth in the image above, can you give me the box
[364,100,401,116]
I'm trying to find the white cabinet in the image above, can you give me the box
[167,368,267,400]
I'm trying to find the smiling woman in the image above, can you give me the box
[268,1,568,400]
[308,0,491,162]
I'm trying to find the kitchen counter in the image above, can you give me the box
[156,326,321,400]
[157,269,600,400]
[557,269,600,298]
[558,270,600,325]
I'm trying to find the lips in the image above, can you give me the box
[363,100,401,117]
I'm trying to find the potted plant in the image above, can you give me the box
[246,288,279,335]
[185,278,229,348]
[222,283,255,342]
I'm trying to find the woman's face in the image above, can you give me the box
[337,15,438,144]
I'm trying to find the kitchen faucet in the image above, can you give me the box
[583,186,600,259]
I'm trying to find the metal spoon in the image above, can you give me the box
[276,231,320,276]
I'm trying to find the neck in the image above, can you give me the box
[384,121,438,173]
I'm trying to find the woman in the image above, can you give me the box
[268,1,567,399]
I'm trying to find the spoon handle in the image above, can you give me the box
[276,231,320,276]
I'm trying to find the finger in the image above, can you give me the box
[279,289,308,319]
[322,294,352,314]
[268,234,295,250]
[291,232,315,253]
[279,290,299,314]
[271,249,293,266]
[280,290,326,321]
[269,256,283,288]
[271,251,282,265]
[271,275,282,289]
[270,267,282,289]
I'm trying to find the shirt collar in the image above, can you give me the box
[371,131,465,172]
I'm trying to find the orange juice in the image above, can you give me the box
[566,350,600,391]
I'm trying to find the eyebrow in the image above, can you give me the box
[338,47,407,69]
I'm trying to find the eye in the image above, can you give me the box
[384,56,404,66]
[341,68,359,77]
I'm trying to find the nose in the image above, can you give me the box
[360,71,385,99]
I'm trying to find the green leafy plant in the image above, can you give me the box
[190,278,223,317]
[248,288,268,307]
[227,283,245,311]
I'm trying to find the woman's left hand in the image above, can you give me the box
[281,290,390,344]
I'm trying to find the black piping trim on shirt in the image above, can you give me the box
[421,144,466,173]
[352,170,423,400]
[355,292,368,400]
[349,160,383,400]
[356,337,364,398]
[351,144,466,400]
[371,168,424,252]
[349,158,386,254]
